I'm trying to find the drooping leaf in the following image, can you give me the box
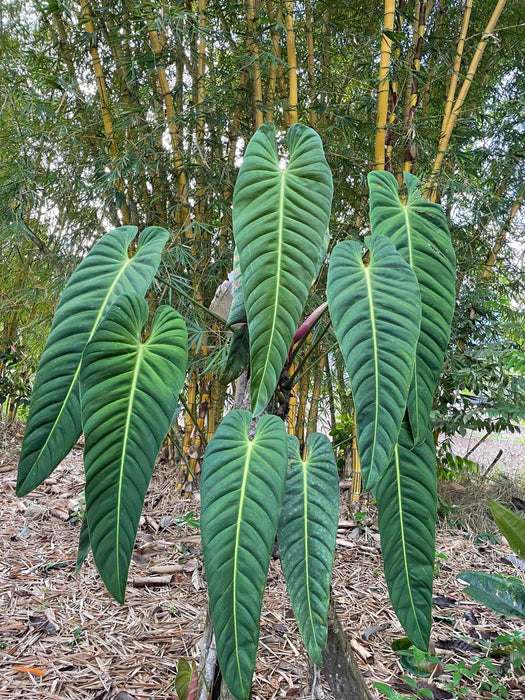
[75,511,91,574]
[375,423,437,650]
[227,247,247,326]
[80,293,187,602]
[201,409,288,700]
[327,234,421,490]
[233,122,333,416]
[458,572,525,618]
[368,171,456,443]
[17,226,169,496]
[488,500,525,558]
[278,433,339,664]
[222,325,250,385]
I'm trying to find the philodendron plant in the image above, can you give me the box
[16,122,456,700]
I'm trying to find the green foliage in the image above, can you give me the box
[375,424,437,650]
[16,226,169,496]
[81,293,187,602]
[327,233,422,489]
[488,499,525,558]
[368,171,456,444]
[457,572,525,618]
[75,512,91,574]
[200,410,288,700]
[233,123,333,416]
[277,433,339,664]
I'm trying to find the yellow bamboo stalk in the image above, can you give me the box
[351,408,361,502]
[147,15,189,229]
[441,0,473,143]
[294,370,309,447]
[402,0,430,172]
[284,0,298,125]
[426,0,507,200]
[374,0,396,170]
[79,0,129,223]
[247,0,264,128]
[265,0,280,122]
[305,0,317,127]
[287,363,298,434]
[307,355,326,434]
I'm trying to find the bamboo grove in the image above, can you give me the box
[1,0,524,480]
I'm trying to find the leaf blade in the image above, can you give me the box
[80,293,187,602]
[488,500,525,559]
[327,234,421,489]
[375,423,437,650]
[17,226,169,495]
[201,410,288,700]
[233,123,333,415]
[368,171,456,442]
[278,433,339,664]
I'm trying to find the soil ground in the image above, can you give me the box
[1,423,524,700]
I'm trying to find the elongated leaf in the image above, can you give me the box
[75,512,91,574]
[17,226,169,496]
[488,500,525,558]
[201,410,288,700]
[227,247,247,326]
[458,572,525,618]
[222,325,250,385]
[80,294,187,602]
[327,234,421,490]
[233,122,333,416]
[368,171,456,443]
[278,433,339,664]
[375,423,437,650]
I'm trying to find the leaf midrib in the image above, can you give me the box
[233,436,254,696]
[301,455,317,647]
[362,261,379,479]
[394,443,424,642]
[20,256,133,491]
[115,341,145,597]
[254,169,286,414]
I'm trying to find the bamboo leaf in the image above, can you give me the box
[375,423,437,650]
[17,226,169,496]
[488,500,525,558]
[327,234,421,490]
[80,293,188,602]
[368,171,456,443]
[201,410,288,700]
[233,122,333,416]
[278,433,339,664]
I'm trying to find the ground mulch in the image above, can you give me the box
[1,424,524,699]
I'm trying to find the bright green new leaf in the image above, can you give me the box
[375,423,437,650]
[233,122,333,416]
[458,572,525,618]
[488,500,525,558]
[368,171,456,443]
[80,293,187,603]
[201,410,288,700]
[278,433,339,664]
[327,234,421,490]
[17,226,169,496]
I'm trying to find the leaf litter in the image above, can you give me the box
[1,423,524,699]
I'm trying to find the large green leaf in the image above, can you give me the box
[201,410,288,700]
[327,234,421,490]
[277,433,339,665]
[488,500,525,559]
[17,226,169,496]
[80,293,187,602]
[458,572,525,618]
[375,423,437,651]
[233,122,333,416]
[75,511,91,574]
[368,171,456,443]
